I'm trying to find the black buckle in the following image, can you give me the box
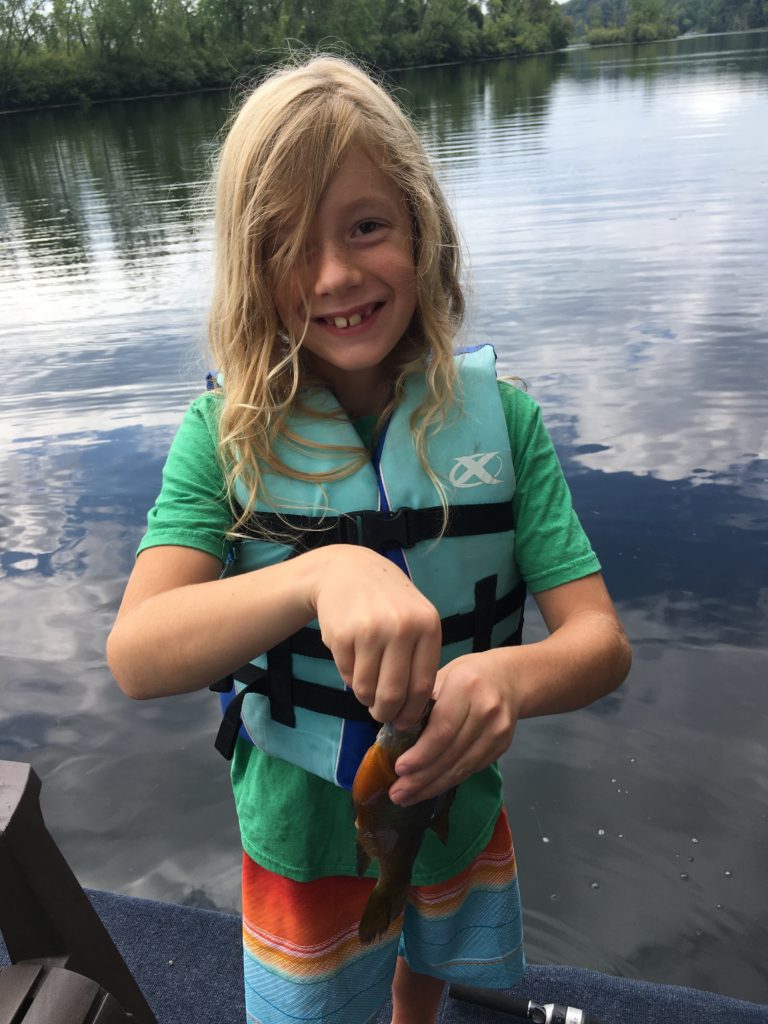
[339,508,415,550]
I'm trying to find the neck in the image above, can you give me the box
[314,366,393,419]
[339,383,391,419]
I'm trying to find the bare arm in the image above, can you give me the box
[106,543,442,726]
[505,571,631,720]
[390,572,631,804]
[107,545,318,698]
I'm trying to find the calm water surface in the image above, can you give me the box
[1,32,766,1003]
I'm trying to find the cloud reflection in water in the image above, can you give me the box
[1,32,767,998]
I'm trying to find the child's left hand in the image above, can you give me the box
[387,574,632,805]
[388,648,520,805]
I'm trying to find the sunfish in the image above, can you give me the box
[351,702,456,944]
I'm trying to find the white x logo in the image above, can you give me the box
[449,452,503,488]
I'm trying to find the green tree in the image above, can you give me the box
[46,0,89,54]
[419,0,480,61]
[627,0,662,39]
[1,0,47,87]
[1,0,594,109]
[484,0,571,55]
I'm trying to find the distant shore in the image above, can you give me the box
[3,25,766,117]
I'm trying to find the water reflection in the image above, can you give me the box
[501,625,768,991]
[0,95,224,329]
[1,31,767,1001]
[565,30,768,83]
[399,50,568,138]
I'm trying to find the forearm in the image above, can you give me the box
[107,554,321,699]
[108,542,442,724]
[503,607,631,719]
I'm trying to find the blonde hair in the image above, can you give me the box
[208,54,464,531]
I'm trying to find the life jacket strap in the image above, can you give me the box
[211,577,527,762]
[234,500,515,554]
[212,666,376,761]
[285,579,528,659]
[472,575,499,653]
[266,641,296,727]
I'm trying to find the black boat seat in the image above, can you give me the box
[0,760,157,1024]
[0,960,133,1024]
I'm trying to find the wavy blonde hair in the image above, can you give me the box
[209,54,465,531]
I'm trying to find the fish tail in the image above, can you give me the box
[358,884,407,944]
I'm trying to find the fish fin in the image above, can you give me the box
[428,787,457,846]
[358,885,408,945]
[355,840,372,878]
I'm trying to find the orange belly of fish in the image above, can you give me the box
[352,735,454,944]
[352,741,397,806]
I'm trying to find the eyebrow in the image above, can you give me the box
[277,189,403,245]
[338,194,400,217]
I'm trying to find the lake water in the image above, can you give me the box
[1,32,767,1003]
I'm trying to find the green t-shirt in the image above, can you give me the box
[137,380,600,883]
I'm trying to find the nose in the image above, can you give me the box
[311,239,362,297]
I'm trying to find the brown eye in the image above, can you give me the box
[355,220,383,237]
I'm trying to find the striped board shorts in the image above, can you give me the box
[242,810,524,1024]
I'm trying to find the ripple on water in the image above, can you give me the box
[2,32,768,999]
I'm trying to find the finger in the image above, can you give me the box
[396,699,517,804]
[392,727,499,805]
[348,638,383,710]
[390,752,463,806]
[368,638,415,724]
[391,694,489,804]
[330,637,355,688]
[390,628,441,729]
[395,693,470,776]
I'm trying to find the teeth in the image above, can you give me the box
[327,307,372,329]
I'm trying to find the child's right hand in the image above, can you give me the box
[108,542,440,722]
[309,545,441,730]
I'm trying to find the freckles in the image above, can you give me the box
[389,252,417,283]
[393,250,417,283]
[400,271,418,304]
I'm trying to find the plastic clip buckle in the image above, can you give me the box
[343,508,415,551]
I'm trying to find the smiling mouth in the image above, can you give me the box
[316,303,383,329]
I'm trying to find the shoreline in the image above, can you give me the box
[1,26,766,118]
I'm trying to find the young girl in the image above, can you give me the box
[108,56,631,1024]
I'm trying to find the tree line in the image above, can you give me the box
[563,0,768,43]
[0,0,572,110]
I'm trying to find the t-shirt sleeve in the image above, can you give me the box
[499,379,601,593]
[136,393,234,564]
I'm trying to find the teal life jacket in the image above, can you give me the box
[212,345,525,789]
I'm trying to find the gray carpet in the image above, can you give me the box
[54,892,768,1022]
[1,889,766,1023]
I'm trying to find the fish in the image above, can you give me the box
[351,701,456,944]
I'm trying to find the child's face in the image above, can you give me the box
[275,148,417,416]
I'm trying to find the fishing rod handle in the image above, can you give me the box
[448,985,605,1024]
[448,984,532,1018]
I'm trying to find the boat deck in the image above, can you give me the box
[5,888,760,1024]
[1,759,765,1023]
